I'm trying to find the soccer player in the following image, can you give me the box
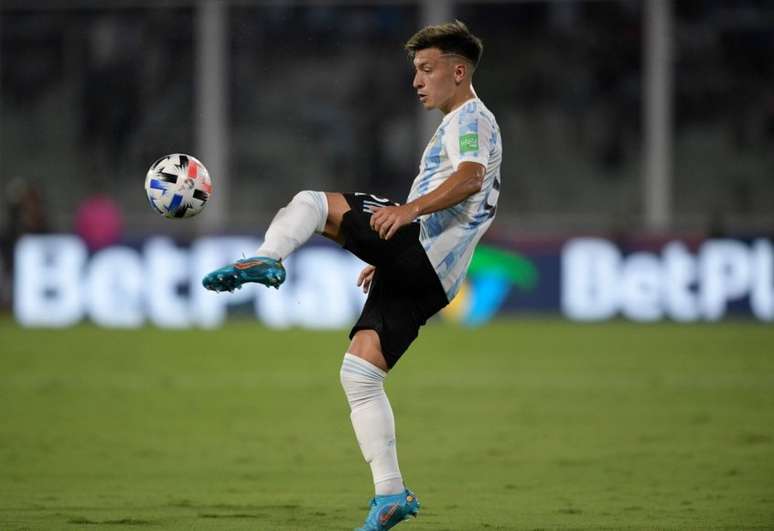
[203,20,501,531]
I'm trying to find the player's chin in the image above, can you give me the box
[418,96,434,109]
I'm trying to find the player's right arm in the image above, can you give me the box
[369,162,484,240]
[405,161,485,216]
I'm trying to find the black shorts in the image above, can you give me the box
[341,193,448,368]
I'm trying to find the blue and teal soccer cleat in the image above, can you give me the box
[201,256,286,292]
[355,489,420,531]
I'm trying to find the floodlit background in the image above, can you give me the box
[3,1,773,236]
[1,2,773,530]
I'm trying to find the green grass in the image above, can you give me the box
[1,318,773,530]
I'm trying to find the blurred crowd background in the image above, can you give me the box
[1,0,773,253]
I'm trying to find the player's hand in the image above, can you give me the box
[357,265,376,293]
[370,204,417,240]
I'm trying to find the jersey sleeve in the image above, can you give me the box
[446,101,492,170]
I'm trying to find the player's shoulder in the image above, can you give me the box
[477,100,500,130]
[457,98,499,131]
[458,98,489,117]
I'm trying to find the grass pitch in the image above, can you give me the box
[1,318,773,530]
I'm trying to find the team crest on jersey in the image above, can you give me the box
[459,133,479,154]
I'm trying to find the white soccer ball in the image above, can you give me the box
[144,153,212,218]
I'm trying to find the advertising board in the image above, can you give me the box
[11,235,773,327]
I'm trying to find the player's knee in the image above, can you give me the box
[340,355,385,410]
[290,190,327,233]
[339,359,375,392]
[291,190,325,213]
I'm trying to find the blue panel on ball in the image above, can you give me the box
[149,179,167,191]
[167,194,183,214]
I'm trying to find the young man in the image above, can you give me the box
[203,20,501,531]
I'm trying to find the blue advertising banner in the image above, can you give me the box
[10,235,774,328]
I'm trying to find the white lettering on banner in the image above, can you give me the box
[562,238,774,322]
[14,235,86,327]
[255,254,292,329]
[294,248,368,329]
[13,235,367,329]
[14,235,773,326]
[620,253,662,321]
[145,238,193,329]
[663,242,698,322]
[254,251,368,329]
[87,247,144,328]
[561,238,621,321]
[750,239,773,320]
[699,240,751,321]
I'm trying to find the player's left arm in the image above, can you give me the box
[357,264,376,293]
[370,162,485,240]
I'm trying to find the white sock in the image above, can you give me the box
[340,353,405,496]
[255,190,328,260]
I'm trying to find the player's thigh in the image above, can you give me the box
[348,329,389,372]
[322,192,350,244]
[337,193,417,268]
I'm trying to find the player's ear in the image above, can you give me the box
[454,62,467,84]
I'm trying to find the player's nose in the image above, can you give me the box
[412,73,423,89]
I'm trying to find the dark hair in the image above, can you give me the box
[405,20,483,69]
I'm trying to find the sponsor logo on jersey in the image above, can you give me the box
[459,133,479,154]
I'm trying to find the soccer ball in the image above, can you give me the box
[144,153,212,218]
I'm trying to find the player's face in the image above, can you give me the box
[412,48,460,112]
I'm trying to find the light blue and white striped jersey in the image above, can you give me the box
[407,98,502,301]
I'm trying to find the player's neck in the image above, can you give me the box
[439,86,477,115]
